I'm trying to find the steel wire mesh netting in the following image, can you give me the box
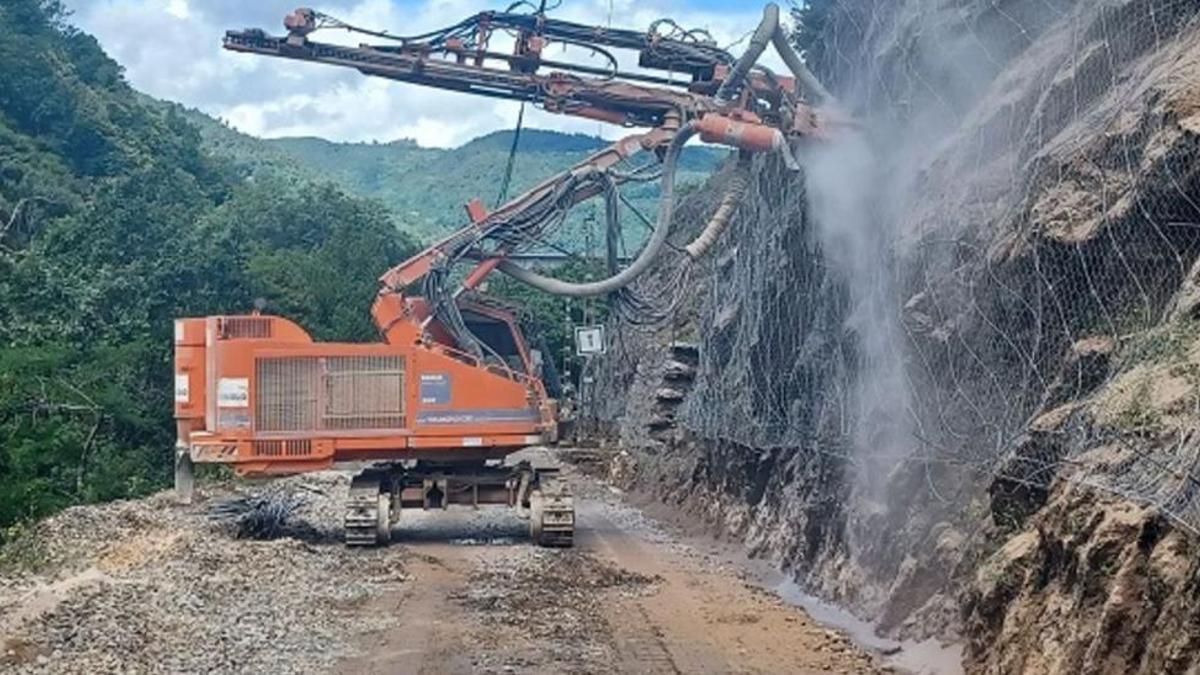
[616,1,1200,531]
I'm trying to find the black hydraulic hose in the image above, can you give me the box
[770,24,832,105]
[496,122,698,297]
[714,4,778,104]
[713,2,833,106]
[471,4,832,296]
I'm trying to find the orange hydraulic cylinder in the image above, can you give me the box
[695,113,783,154]
[463,258,502,291]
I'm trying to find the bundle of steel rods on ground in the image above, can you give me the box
[207,493,308,540]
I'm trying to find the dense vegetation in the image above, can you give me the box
[185,109,727,244]
[0,0,418,537]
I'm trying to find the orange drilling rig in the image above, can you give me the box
[174,3,830,546]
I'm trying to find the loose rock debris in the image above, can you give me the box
[2,464,882,675]
[455,550,659,671]
[0,474,407,675]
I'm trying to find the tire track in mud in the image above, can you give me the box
[334,459,881,674]
[579,503,730,674]
[606,602,682,674]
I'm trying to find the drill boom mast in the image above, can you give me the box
[173,5,833,545]
[222,4,825,311]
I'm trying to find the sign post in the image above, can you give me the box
[574,325,604,416]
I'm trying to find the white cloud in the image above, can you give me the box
[63,0,794,147]
[164,0,189,20]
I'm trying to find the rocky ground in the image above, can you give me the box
[0,473,408,674]
[0,451,885,675]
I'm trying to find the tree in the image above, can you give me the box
[791,0,836,62]
[489,259,610,386]
[0,0,423,539]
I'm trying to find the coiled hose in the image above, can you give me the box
[717,3,830,106]
[496,3,832,296]
[496,122,698,297]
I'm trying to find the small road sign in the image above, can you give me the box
[575,325,605,355]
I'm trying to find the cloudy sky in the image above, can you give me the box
[62,0,792,148]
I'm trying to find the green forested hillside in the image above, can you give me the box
[182,109,728,244]
[0,0,418,536]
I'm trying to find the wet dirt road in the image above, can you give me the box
[1,451,881,675]
[338,456,880,675]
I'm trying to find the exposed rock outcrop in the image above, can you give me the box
[585,1,1200,672]
[964,486,1200,674]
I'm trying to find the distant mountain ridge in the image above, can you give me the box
[177,106,728,244]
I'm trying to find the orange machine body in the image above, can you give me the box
[174,296,555,477]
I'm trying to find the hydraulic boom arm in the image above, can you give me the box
[176,4,839,546]
[223,3,831,349]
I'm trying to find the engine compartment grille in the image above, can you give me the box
[219,317,272,339]
[255,355,406,432]
[250,439,313,457]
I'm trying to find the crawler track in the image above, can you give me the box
[344,474,390,546]
[342,461,575,547]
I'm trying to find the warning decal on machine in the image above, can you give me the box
[217,378,249,407]
[419,373,451,404]
[174,374,190,404]
[416,408,539,425]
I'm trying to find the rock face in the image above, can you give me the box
[585,1,1200,672]
[963,487,1200,674]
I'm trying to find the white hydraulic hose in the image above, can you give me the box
[684,159,752,259]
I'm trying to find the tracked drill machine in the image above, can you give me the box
[173,3,831,546]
